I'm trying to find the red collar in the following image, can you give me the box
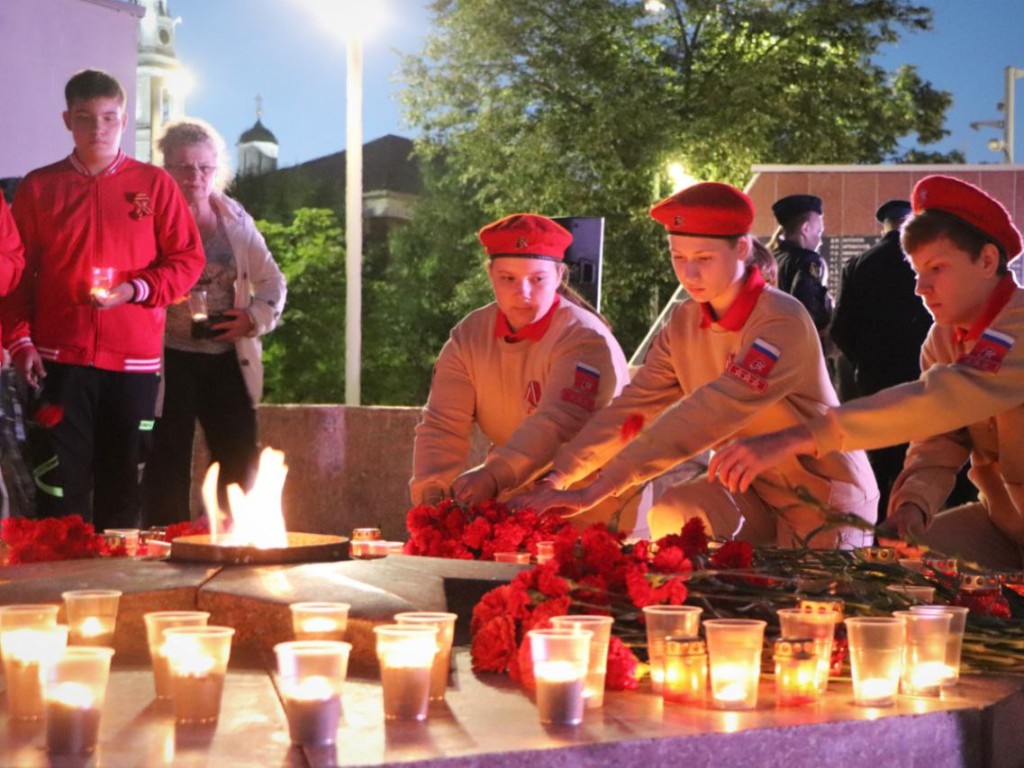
[954,273,1017,345]
[699,267,766,331]
[494,296,560,343]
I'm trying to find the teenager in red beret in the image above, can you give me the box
[512,183,878,549]
[710,175,1024,568]
[410,213,631,524]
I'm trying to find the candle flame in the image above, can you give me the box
[48,681,95,709]
[79,617,106,637]
[203,447,289,549]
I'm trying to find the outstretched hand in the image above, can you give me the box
[708,425,815,493]
[508,475,612,519]
[876,502,928,547]
[452,467,499,506]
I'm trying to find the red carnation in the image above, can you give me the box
[471,615,518,673]
[620,413,645,442]
[710,540,754,570]
[34,403,64,428]
[605,636,640,691]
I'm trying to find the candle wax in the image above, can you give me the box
[284,693,342,746]
[534,662,586,725]
[171,672,226,723]
[46,702,102,754]
[381,664,432,721]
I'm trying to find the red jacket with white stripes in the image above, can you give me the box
[5,151,203,373]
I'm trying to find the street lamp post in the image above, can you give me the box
[970,65,1024,163]
[345,35,363,406]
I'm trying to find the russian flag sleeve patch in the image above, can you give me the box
[726,337,781,392]
[958,329,1015,373]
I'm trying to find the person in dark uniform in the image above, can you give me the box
[769,194,832,331]
[830,200,934,521]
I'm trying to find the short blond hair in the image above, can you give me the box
[157,118,233,192]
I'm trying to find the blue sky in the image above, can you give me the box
[170,0,1024,170]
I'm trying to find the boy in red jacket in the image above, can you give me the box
[5,70,204,528]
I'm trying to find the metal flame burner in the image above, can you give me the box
[170,533,349,565]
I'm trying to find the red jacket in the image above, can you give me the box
[5,152,203,373]
[0,197,24,331]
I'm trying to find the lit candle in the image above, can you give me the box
[2,627,69,720]
[76,616,112,645]
[856,676,896,705]
[290,603,350,642]
[905,661,949,697]
[662,636,707,706]
[301,617,340,636]
[163,626,234,724]
[773,638,819,707]
[534,660,586,725]
[45,682,101,754]
[710,663,758,709]
[375,625,438,721]
[281,676,341,746]
[535,541,555,565]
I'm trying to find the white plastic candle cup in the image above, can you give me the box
[494,551,531,564]
[535,541,555,565]
[886,584,936,604]
[528,628,592,725]
[0,604,59,662]
[44,646,114,754]
[909,605,969,687]
[163,626,235,723]
[103,528,140,557]
[895,610,951,697]
[374,624,439,721]
[551,615,614,708]
[643,605,703,693]
[290,602,351,642]
[62,590,122,647]
[845,617,902,706]
[90,266,116,299]
[777,607,838,694]
[394,612,458,701]
[188,288,209,320]
[143,611,210,699]
[704,619,766,710]
[2,624,69,720]
[274,640,352,746]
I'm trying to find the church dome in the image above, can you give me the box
[239,119,278,145]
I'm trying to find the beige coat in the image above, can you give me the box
[410,300,630,505]
[809,285,1024,544]
[551,285,878,524]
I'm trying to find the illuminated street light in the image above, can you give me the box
[296,0,386,405]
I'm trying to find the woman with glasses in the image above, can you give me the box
[141,118,286,526]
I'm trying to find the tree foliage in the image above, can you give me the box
[396,0,959,353]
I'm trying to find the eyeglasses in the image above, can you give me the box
[166,164,217,176]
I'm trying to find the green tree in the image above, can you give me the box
[257,208,346,404]
[398,0,957,352]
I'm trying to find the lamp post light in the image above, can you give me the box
[297,1,385,405]
[970,66,1024,163]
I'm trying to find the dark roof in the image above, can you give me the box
[279,134,421,195]
[239,119,278,145]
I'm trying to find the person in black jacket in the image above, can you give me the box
[830,199,932,519]
[769,194,832,331]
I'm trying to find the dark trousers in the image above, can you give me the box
[32,363,159,529]
[142,348,258,527]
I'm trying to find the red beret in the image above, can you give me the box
[478,213,572,262]
[912,175,1022,259]
[650,182,754,237]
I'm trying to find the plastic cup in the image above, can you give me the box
[374,624,438,721]
[62,590,121,647]
[163,626,235,723]
[777,607,838,694]
[528,628,592,725]
[394,612,457,701]
[704,619,766,710]
[643,605,702,692]
[2,623,69,720]
[551,615,614,708]
[909,605,969,687]
[290,602,350,642]
[274,640,352,746]
[44,647,115,754]
[845,617,902,706]
[143,611,210,698]
[895,610,951,697]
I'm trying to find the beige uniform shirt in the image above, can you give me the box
[551,285,877,522]
[410,301,630,505]
[809,284,1024,543]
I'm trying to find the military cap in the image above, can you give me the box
[478,214,573,262]
[771,194,823,227]
[912,175,1022,259]
[649,182,754,237]
[875,199,912,224]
